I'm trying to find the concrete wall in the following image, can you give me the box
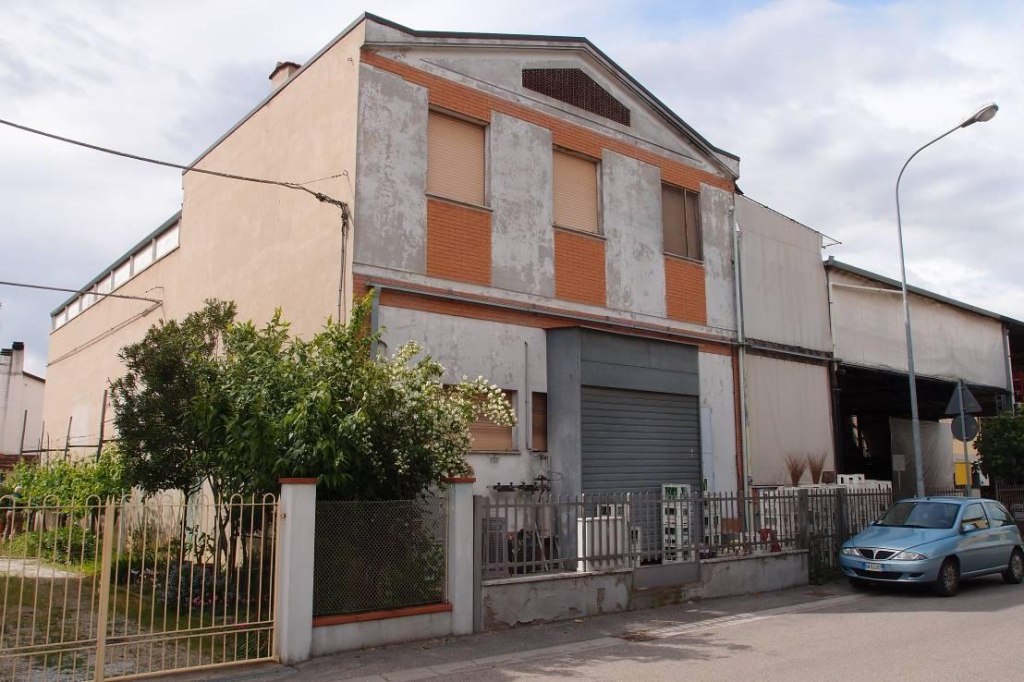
[702,185,737,333]
[0,345,44,455]
[354,63,428,274]
[490,112,554,297]
[746,354,834,486]
[481,551,808,629]
[377,306,548,494]
[602,151,664,317]
[312,611,453,656]
[737,197,830,352]
[829,269,1008,388]
[698,352,738,493]
[43,25,365,451]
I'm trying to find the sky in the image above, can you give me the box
[1,0,1021,377]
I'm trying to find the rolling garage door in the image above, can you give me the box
[581,386,701,494]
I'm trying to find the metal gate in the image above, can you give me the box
[0,493,276,681]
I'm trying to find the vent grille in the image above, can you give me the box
[523,68,630,126]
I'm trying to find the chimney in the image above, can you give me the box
[10,342,24,376]
[269,61,301,91]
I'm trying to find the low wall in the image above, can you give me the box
[482,551,808,629]
[311,604,453,656]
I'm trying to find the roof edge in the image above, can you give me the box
[361,13,740,170]
[51,211,181,316]
[824,257,1024,328]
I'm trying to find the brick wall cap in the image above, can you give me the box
[442,476,477,484]
[279,477,319,485]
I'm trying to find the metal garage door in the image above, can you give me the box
[581,386,701,494]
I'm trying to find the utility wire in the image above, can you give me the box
[0,280,162,304]
[0,117,348,210]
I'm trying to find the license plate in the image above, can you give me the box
[863,562,884,572]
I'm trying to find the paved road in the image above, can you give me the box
[177,576,1024,681]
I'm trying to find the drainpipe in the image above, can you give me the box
[1004,328,1016,412]
[731,206,751,500]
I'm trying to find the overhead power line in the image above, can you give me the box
[0,280,162,304]
[0,117,348,210]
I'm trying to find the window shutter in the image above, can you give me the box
[427,112,486,205]
[531,393,548,452]
[470,390,516,452]
[684,190,702,260]
[553,151,599,233]
[661,185,686,256]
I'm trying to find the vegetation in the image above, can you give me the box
[110,294,514,501]
[2,447,128,506]
[975,409,1024,484]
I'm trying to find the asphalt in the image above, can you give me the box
[161,581,863,681]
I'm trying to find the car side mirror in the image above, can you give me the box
[961,522,978,534]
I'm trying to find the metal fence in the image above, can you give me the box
[993,486,1024,532]
[478,487,900,581]
[312,495,448,618]
[0,493,276,681]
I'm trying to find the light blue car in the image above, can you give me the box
[838,497,1024,596]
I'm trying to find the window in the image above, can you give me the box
[97,274,113,295]
[962,503,989,530]
[984,503,1013,528]
[66,298,81,320]
[427,111,486,206]
[469,390,516,452]
[531,392,548,452]
[53,309,67,329]
[133,243,154,273]
[155,224,179,258]
[553,150,599,233]
[662,184,702,261]
[112,261,132,289]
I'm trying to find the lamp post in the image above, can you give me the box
[895,103,998,498]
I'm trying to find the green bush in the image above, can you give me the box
[6,526,98,565]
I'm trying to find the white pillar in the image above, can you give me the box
[275,478,317,665]
[445,477,475,636]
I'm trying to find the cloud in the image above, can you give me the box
[1,0,1022,379]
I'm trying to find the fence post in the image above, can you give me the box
[836,488,850,545]
[275,478,317,665]
[445,477,476,636]
[93,497,116,682]
[797,489,811,551]
[472,495,484,633]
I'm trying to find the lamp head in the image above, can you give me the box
[961,103,998,128]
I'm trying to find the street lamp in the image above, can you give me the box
[895,103,998,498]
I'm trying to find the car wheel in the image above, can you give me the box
[1003,548,1024,585]
[933,558,960,597]
[848,577,870,590]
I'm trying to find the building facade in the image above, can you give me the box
[1,342,45,464]
[44,14,744,497]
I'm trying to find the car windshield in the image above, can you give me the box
[877,501,958,529]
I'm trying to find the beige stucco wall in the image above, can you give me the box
[42,25,365,453]
[829,269,1008,388]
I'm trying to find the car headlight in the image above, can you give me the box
[841,547,860,556]
[891,551,927,561]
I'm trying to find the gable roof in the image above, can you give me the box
[191,13,738,178]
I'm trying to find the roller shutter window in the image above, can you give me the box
[531,392,548,452]
[553,150,599,233]
[427,111,486,206]
[662,184,703,261]
[470,390,516,452]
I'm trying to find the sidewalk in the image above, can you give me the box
[165,582,857,681]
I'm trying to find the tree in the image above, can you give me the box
[205,296,515,500]
[110,299,236,500]
[111,295,514,501]
[975,410,1024,484]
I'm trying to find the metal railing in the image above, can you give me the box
[312,495,448,618]
[478,487,900,581]
[0,493,276,681]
